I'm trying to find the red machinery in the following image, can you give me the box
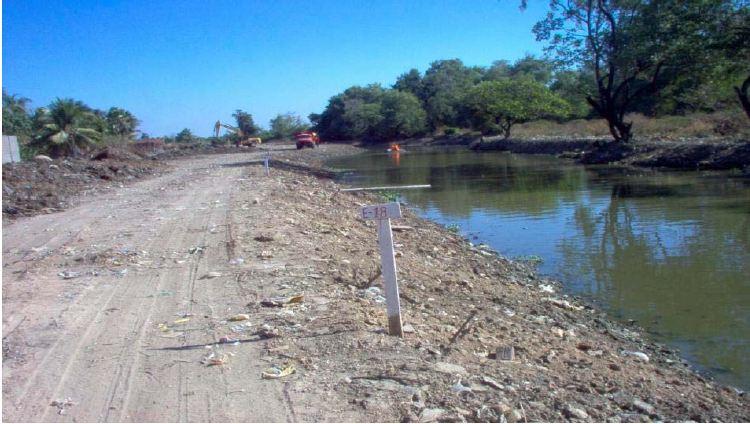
[294,131,320,149]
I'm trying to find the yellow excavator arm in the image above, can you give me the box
[213,120,261,145]
[214,121,243,138]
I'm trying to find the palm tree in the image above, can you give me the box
[2,89,32,137]
[106,107,139,137]
[31,98,102,157]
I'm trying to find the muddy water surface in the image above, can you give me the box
[329,148,750,389]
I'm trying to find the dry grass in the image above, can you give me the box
[512,111,750,139]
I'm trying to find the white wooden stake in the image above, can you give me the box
[263,153,270,176]
[361,202,403,337]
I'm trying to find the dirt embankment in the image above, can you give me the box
[469,136,750,172]
[2,144,747,422]
[2,149,165,219]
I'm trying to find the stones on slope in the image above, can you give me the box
[563,404,590,420]
[631,398,656,416]
[433,362,467,375]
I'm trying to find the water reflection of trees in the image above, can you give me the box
[401,154,588,218]
[559,190,750,388]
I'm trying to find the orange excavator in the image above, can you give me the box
[213,120,262,146]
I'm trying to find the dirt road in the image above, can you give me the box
[2,148,357,422]
[4,145,748,423]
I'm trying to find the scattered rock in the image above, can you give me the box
[450,381,472,393]
[480,375,503,390]
[433,362,466,375]
[507,408,524,423]
[545,297,584,311]
[564,404,590,420]
[419,408,447,422]
[58,270,81,280]
[228,313,250,321]
[622,351,650,362]
[631,399,656,416]
[494,402,512,416]
[577,342,593,351]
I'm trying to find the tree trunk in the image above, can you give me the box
[68,139,78,158]
[608,116,632,143]
[502,119,513,139]
[735,74,750,121]
[587,96,632,143]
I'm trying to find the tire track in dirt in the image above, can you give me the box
[8,210,152,418]
[5,151,361,422]
[3,154,267,422]
[35,167,223,421]
[117,166,240,422]
[102,218,200,422]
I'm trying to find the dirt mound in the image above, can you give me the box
[2,156,164,219]
[90,146,146,162]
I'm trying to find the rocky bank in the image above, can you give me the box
[228,144,748,422]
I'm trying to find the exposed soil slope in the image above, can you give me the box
[2,151,165,219]
[470,136,750,171]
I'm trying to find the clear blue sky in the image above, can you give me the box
[3,0,547,137]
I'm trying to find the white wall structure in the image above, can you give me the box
[2,135,22,163]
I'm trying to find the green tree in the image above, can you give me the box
[105,107,139,137]
[550,69,594,118]
[232,110,258,136]
[316,84,385,140]
[375,90,427,140]
[421,59,484,128]
[393,69,424,98]
[509,55,554,85]
[465,79,570,138]
[2,89,32,137]
[175,128,195,143]
[30,98,102,157]
[483,60,511,81]
[715,2,750,119]
[308,113,322,128]
[532,0,732,142]
[269,113,307,139]
[316,84,427,142]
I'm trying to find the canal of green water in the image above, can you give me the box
[327,147,750,390]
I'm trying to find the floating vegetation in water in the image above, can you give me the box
[515,255,543,265]
[446,223,460,233]
[378,190,400,202]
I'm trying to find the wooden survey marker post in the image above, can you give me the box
[361,202,404,337]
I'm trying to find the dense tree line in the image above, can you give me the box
[2,90,140,157]
[316,0,748,143]
[313,57,586,142]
